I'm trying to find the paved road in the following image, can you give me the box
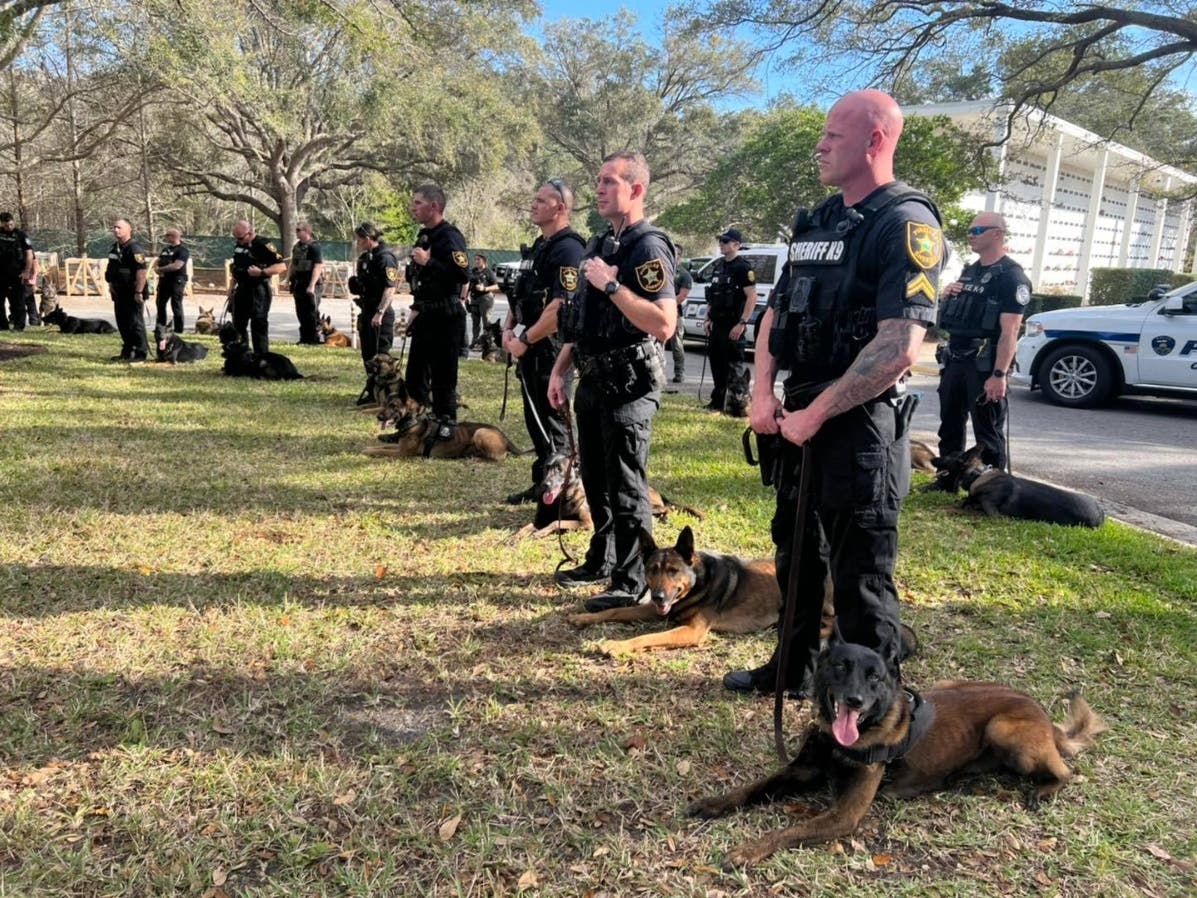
[30,295,1197,545]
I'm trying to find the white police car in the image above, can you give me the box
[1013,280,1197,407]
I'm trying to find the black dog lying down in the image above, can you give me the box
[41,303,116,334]
[219,322,302,380]
[932,445,1104,528]
[154,324,208,363]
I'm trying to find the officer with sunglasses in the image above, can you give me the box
[934,213,1031,474]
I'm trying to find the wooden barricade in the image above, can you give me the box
[64,256,108,300]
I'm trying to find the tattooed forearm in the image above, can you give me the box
[815,318,923,419]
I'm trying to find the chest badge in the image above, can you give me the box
[906,222,943,270]
[560,266,578,293]
[634,258,665,293]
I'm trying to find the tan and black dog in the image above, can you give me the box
[723,366,751,418]
[909,438,937,473]
[689,638,1104,869]
[567,526,783,654]
[365,415,523,461]
[933,445,1104,528]
[193,306,218,335]
[317,315,351,347]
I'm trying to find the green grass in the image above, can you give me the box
[1,329,1195,897]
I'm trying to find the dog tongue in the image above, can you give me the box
[833,706,861,746]
[542,487,560,504]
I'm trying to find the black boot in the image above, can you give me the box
[356,377,376,406]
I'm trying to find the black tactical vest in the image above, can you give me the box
[355,246,396,308]
[513,229,585,326]
[559,225,675,352]
[705,258,739,319]
[0,231,25,274]
[770,182,940,379]
[937,259,1009,339]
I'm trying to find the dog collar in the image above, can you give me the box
[833,688,935,766]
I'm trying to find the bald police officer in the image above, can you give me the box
[154,227,189,334]
[405,183,470,440]
[935,212,1031,473]
[228,219,286,355]
[501,177,586,503]
[549,151,676,612]
[106,218,149,361]
[725,90,945,695]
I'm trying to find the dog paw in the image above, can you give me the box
[596,639,634,658]
[565,613,593,629]
[721,837,776,870]
[687,795,734,819]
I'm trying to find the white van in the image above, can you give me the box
[680,244,788,348]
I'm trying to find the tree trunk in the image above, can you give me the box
[137,104,155,252]
[62,10,86,256]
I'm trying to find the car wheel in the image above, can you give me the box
[1039,344,1113,408]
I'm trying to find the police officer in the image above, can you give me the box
[935,213,1030,473]
[501,177,585,504]
[467,253,499,350]
[548,151,677,612]
[0,211,35,332]
[289,221,325,344]
[405,183,470,440]
[667,245,692,383]
[228,219,286,355]
[702,228,757,410]
[349,221,398,404]
[105,218,150,361]
[724,90,944,695]
[154,227,190,334]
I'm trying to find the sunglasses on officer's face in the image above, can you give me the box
[967,225,1001,236]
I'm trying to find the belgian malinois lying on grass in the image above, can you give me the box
[365,413,523,461]
[689,637,1104,869]
[318,315,351,347]
[933,445,1104,528]
[567,526,782,654]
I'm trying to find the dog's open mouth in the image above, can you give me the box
[650,594,674,616]
[832,701,861,746]
[542,485,561,505]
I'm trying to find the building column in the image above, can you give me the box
[1117,177,1140,267]
[1148,176,1171,270]
[1030,132,1063,290]
[1075,146,1109,303]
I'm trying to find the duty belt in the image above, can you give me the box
[946,338,987,361]
[781,377,905,411]
[574,340,653,379]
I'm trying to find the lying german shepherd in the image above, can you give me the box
[318,314,351,347]
[723,365,751,418]
[194,306,218,335]
[933,445,1104,528]
[689,637,1104,869]
[567,526,781,654]
[364,414,523,461]
[909,438,937,474]
[154,324,208,363]
[41,303,116,335]
[219,322,303,380]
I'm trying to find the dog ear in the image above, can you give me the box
[675,525,695,561]
[638,527,658,557]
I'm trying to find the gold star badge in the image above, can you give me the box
[560,266,578,293]
[635,259,665,293]
[385,266,399,282]
[452,252,468,268]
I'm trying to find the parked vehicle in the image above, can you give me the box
[681,244,788,348]
[1013,280,1197,407]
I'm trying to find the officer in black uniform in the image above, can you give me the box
[549,152,677,612]
[289,221,325,344]
[228,219,286,355]
[405,183,470,440]
[349,222,399,403]
[702,227,757,410]
[154,227,190,334]
[724,90,944,695]
[501,178,586,503]
[666,246,692,382]
[935,212,1031,473]
[467,253,499,349]
[0,211,35,332]
[105,218,150,361]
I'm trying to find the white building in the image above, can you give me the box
[909,100,1197,301]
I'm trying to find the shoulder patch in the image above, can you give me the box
[747,269,756,284]
[385,266,399,283]
[635,258,666,294]
[265,242,278,254]
[1015,284,1031,306]
[560,266,578,293]
[133,253,145,265]
[906,222,943,270]
[452,251,469,268]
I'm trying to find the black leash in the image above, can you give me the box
[774,440,813,764]
[500,353,513,421]
[696,345,708,405]
[553,398,581,573]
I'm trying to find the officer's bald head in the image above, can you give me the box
[834,90,903,153]
[232,219,253,241]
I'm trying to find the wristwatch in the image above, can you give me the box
[737,318,749,326]
[518,331,531,347]
[992,369,1006,378]
[604,280,620,296]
